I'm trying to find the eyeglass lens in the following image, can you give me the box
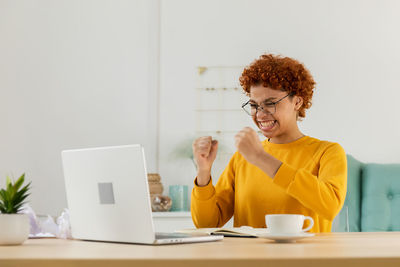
[243,103,276,115]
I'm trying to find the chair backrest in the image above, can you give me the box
[344,155,400,232]
[361,163,400,231]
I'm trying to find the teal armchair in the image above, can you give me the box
[339,155,400,232]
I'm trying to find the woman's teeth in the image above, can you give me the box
[259,120,276,130]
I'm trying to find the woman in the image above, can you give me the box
[191,54,347,233]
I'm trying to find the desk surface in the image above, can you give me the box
[1,232,400,267]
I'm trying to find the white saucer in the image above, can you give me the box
[257,232,315,243]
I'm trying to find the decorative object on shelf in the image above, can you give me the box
[148,173,164,195]
[0,173,31,245]
[197,65,244,76]
[197,66,207,75]
[147,173,171,212]
[169,185,189,211]
[151,195,172,212]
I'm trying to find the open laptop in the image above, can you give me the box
[61,144,223,245]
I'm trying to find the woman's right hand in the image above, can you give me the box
[192,136,218,186]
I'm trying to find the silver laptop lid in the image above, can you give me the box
[62,144,155,244]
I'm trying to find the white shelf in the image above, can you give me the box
[152,211,191,218]
[152,211,233,232]
[195,87,241,91]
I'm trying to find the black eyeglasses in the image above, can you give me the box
[241,93,292,116]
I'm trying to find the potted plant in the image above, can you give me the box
[0,173,31,245]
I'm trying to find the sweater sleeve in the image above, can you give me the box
[273,143,347,221]
[190,153,236,228]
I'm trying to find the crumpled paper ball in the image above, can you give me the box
[21,204,72,239]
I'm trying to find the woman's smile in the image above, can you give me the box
[258,120,277,131]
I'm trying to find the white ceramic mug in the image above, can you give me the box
[265,214,314,234]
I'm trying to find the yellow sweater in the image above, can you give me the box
[191,136,347,233]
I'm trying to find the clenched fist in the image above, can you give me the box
[192,136,218,186]
[234,127,266,165]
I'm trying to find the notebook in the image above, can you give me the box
[176,226,268,237]
[61,144,223,245]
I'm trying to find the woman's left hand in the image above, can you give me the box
[234,127,267,166]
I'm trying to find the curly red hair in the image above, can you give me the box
[239,54,315,119]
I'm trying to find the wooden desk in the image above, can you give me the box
[1,232,400,267]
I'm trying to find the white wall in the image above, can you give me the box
[159,0,400,192]
[2,0,400,216]
[0,0,160,216]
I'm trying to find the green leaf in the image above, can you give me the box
[6,177,15,197]
[5,176,11,187]
[0,189,6,202]
[14,183,30,198]
[13,173,25,192]
[0,173,31,214]
[0,189,10,204]
[14,203,27,213]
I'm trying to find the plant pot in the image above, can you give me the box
[0,214,30,245]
